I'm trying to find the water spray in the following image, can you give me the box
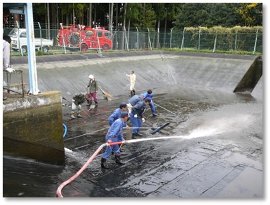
[56,122,224,198]
[56,135,183,198]
[64,123,170,142]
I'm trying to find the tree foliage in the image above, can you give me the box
[31,3,262,30]
[237,3,262,26]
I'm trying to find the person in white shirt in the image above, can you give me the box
[3,35,11,70]
[126,70,136,97]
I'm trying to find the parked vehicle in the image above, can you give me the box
[9,28,53,53]
[56,24,113,51]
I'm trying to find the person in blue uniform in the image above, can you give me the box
[128,95,151,137]
[108,103,128,126]
[127,94,143,113]
[141,89,157,117]
[101,112,129,169]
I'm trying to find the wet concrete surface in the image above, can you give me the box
[3,52,263,198]
[10,50,256,65]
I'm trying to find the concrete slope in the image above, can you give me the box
[12,52,260,100]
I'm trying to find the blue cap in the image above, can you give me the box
[121,111,129,118]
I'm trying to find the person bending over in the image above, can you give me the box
[101,112,129,169]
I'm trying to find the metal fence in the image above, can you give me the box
[3,70,26,98]
[4,27,263,55]
[110,29,262,54]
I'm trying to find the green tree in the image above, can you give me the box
[141,3,156,29]
[173,3,262,29]
[126,3,141,28]
[237,3,262,26]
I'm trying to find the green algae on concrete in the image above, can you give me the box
[3,91,65,164]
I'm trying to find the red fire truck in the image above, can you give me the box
[57,24,113,51]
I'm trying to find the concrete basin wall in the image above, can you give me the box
[12,52,259,101]
[6,52,260,163]
[3,91,65,164]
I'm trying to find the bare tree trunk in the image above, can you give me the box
[56,4,59,30]
[51,3,57,29]
[65,13,68,26]
[163,16,167,48]
[72,3,75,25]
[109,3,114,33]
[116,4,118,30]
[89,3,92,27]
[94,4,96,26]
[47,3,51,39]
[60,4,63,25]
[115,4,119,49]
[143,3,146,28]
[127,18,130,48]
[157,20,160,48]
[121,3,127,50]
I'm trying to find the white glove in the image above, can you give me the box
[142,118,145,123]
[127,103,132,113]
[6,67,15,73]
[71,102,76,110]
[134,114,138,118]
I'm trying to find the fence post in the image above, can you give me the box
[113,31,119,50]
[96,29,103,56]
[234,30,238,50]
[78,24,82,52]
[213,32,217,53]
[157,27,160,48]
[253,28,259,54]
[37,22,43,52]
[124,27,129,51]
[181,28,185,50]
[170,28,174,48]
[198,27,201,50]
[136,27,139,50]
[60,23,66,54]
[15,21,23,56]
[121,26,126,50]
[127,19,130,49]
[147,28,152,50]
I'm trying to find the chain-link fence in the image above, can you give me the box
[4,26,262,56]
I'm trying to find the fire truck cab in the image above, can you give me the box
[57,24,113,51]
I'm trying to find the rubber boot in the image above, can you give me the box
[101,158,109,169]
[115,155,125,165]
[87,100,92,107]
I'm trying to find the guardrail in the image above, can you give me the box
[3,69,26,98]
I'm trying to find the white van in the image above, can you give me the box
[9,28,53,53]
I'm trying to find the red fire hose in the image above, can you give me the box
[56,136,181,197]
[56,141,124,197]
